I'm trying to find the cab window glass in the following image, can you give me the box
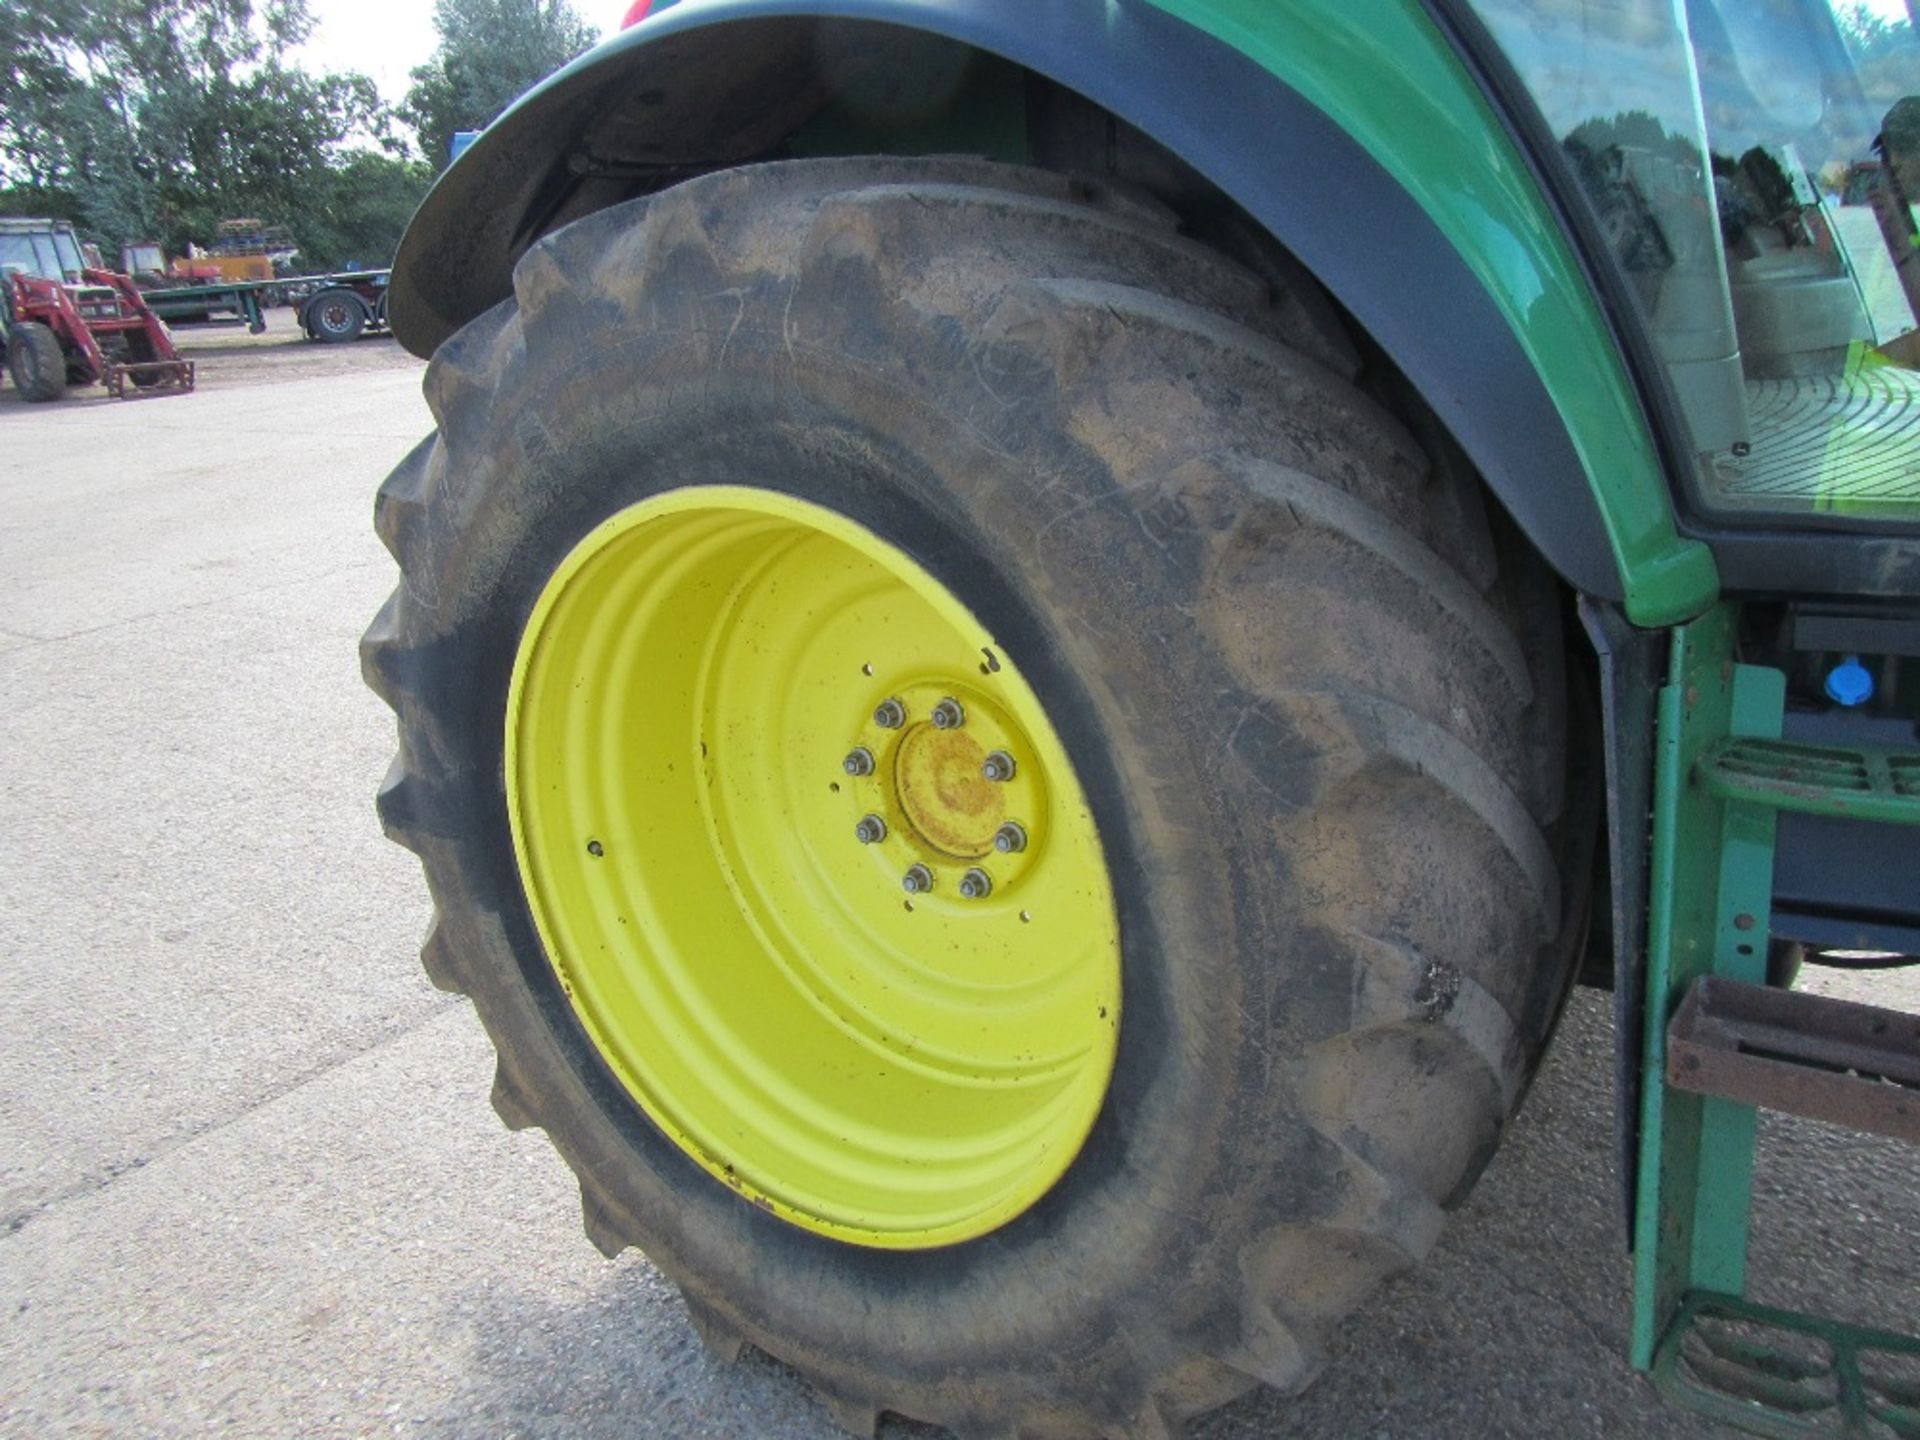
[1474,0,1920,522]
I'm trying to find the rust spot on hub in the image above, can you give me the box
[893,724,1004,858]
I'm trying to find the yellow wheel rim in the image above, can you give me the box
[506,487,1121,1248]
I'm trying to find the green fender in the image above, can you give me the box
[388,0,1720,625]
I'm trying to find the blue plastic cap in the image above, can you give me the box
[1825,655,1874,707]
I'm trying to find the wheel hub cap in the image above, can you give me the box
[890,704,1014,859]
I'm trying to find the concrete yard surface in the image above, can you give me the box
[0,338,1915,1438]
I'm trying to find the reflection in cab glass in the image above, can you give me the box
[1474,0,1920,519]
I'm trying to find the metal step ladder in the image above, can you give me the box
[1632,605,1920,1440]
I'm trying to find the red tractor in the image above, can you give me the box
[1,218,194,402]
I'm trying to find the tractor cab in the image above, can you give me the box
[0,218,89,285]
[120,241,170,286]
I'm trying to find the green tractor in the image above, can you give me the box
[363,2,1920,1435]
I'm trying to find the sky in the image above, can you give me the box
[292,0,623,104]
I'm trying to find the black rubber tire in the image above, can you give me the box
[7,322,67,402]
[306,289,366,343]
[122,331,164,388]
[363,157,1578,1440]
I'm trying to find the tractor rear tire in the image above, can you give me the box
[363,158,1578,1439]
[7,322,67,402]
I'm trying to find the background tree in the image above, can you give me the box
[403,0,598,169]
[292,151,436,271]
[0,0,417,267]
[1834,2,1920,119]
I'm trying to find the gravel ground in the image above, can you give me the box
[0,339,1913,1438]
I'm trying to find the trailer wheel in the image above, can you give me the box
[307,290,366,343]
[364,158,1578,1438]
[7,322,67,402]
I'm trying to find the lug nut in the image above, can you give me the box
[981,750,1016,782]
[993,821,1027,854]
[873,698,907,729]
[854,814,888,845]
[930,697,966,730]
[843,747,876,777]
[958,868,993,899]
[901,864,934,895]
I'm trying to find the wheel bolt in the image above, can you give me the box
[901,864,934,894]
[854,814,888,845]
[958,868,993,899]
[930,697,965,730]
[993,821,1027,854]
[873,698,907,729]
[981,750,1016,782]
[843,747,876,777]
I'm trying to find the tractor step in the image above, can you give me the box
[1700,736,1920,825]
[1635,610,1920,1439]
[1667,976,1920,1143]
[103,359,195,399]
[1654,1291,1920,1440]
